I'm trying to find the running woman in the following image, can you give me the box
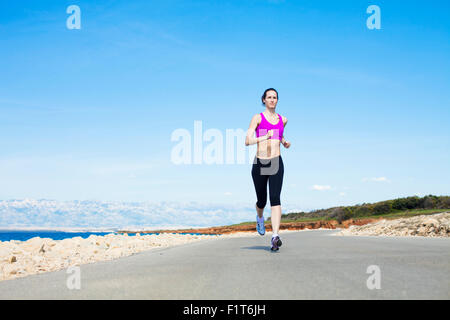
[245,88,291,251]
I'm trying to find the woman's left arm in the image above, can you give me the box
[281,116,291,148]
[281,136,291,148]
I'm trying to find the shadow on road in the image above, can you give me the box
[240,245,275,252]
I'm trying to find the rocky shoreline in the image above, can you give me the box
[0,233,226,281]
[1,212,448,282]
[336,212,450,238]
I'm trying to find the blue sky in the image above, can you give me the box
[1,0,449,213]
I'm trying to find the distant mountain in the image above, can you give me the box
[0,199,263,230]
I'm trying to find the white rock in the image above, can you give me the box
[0,232,250,281]
[336,212,450,238]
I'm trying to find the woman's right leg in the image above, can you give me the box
[256,203,264,219]
[252,159,269,236]
[251,159,269,215]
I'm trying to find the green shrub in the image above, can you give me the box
[279,195,449,221]
[372,202,391,215]
[353,205,371,217]
[328,207,353,224]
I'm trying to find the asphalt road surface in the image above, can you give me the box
[0,229,449,299]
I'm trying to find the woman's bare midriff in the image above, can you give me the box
[256,139,281,159]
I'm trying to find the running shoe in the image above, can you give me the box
[271,236,282,251]
[256,215,265,236]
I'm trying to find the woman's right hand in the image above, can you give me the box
[266,130,274,139]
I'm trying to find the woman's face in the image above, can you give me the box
[263,90,278,109]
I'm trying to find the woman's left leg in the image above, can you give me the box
[268,156,284,236]
[270,205,282,235]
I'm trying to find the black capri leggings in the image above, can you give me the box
[251,155,284,208]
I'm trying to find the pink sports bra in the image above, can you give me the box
[255,112,284,141]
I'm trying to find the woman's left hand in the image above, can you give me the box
[283,140,291,148]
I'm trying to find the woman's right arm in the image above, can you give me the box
[245,114,270,146]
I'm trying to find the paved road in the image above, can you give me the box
[1,229,449,299]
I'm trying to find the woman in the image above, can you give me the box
[245,88,291,251]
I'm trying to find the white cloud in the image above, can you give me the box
[311,185,331,191]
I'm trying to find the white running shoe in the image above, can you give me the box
[256,215,265,236]
[271,235,282,251]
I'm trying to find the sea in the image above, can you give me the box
[0,230,219,242]
[0,230,115,242]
